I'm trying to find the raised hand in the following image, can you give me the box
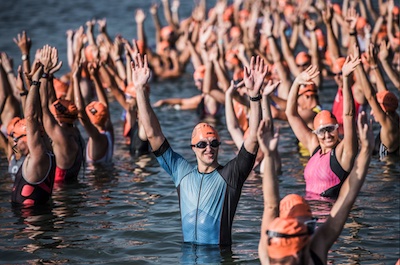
[295,65,320,85]
[13,31,31,56]
[244,56,269,98]
[262,79,281,97]
[342,54,361,77]
[257,119,279,156]
[131,54,150,89]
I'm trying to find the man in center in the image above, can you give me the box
[131,53,268,245]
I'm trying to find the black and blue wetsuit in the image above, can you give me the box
[154,140,256,245]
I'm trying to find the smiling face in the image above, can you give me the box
[192,137,220,169]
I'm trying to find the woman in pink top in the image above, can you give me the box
[285,55,359,198]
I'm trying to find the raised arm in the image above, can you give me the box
[285,66,320,153]
[336,53,359,172]
[132,54,165,151]
[13,31,32,87]
[257,118,280,263]
[225,80,245,149]
[242,56,266,154]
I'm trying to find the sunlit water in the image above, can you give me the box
[0,1,399,264]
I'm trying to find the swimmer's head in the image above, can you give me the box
[298,83,317,97]
[295,51,311,67]
[53,78,69,100]
[267,217,310,260]
[331,57,346,74]
[313,110,338,131]
[376,90,399,113]
[7,117,22,138]
[279,194,312,219]
[86,101,108,127]
[191,122,219,145]
[50,99,78,124]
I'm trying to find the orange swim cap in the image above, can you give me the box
[84,44,98,62]
[160,26,173,41]
[53,78,69,99]
[331,57,346,74]
[313,110,337,130]
[226,50,240,66]
[50,99,78,124]
[298,83,317,96]
[11,118,28,143]
[230,26,242,39]
[7,117,21,137]
[376,91,399,112]
[267,217,310,259]
[280,194,312,219]
[233,69,244,81]
[393,6,399,15]
[356,17,367,30]
[136,40,145,54]
[315,29,326,49]
[295,51,311,66]
[332,3,342,15]
[191,122,219,145]
[239,9,250,24]
[193,65,206,80]
[223,5,234,22]
[86,101,108,127]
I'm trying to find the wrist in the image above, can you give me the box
[249,94,262,101]
[31,80,41,87]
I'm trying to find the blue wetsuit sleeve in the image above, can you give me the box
[154,139,194,186]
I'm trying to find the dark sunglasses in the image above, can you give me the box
[191,140,220,149]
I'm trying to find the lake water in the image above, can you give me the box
[0,1,399,264]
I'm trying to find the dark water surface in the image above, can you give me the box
[0,1,399,264]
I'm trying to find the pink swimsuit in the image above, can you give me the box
[304,147,349,198]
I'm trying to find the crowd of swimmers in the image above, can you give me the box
[0,0,399,263]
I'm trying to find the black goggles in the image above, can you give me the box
[266,230,310,246]
[191,140,220,149]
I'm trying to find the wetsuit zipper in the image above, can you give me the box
[195,172,205,242]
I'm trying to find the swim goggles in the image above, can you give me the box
[191,140,221,149]
[312,124,339,136]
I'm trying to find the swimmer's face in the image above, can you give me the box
[333,72,343,87]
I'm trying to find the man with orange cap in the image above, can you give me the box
[257,109,374,264]
[132,54,266,245]
[285,59,359,198]
[11,64,56,206]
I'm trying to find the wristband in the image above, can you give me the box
[7,70,14,75]
[20,91,28,96]
[31,80,41,87]
[114,58,122,63]
[41,73,50,79]
[21,54,28,61]
[370,65,378,70]
[249,94,262,101]
[349,31,357,36]
[266,35,274,39]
